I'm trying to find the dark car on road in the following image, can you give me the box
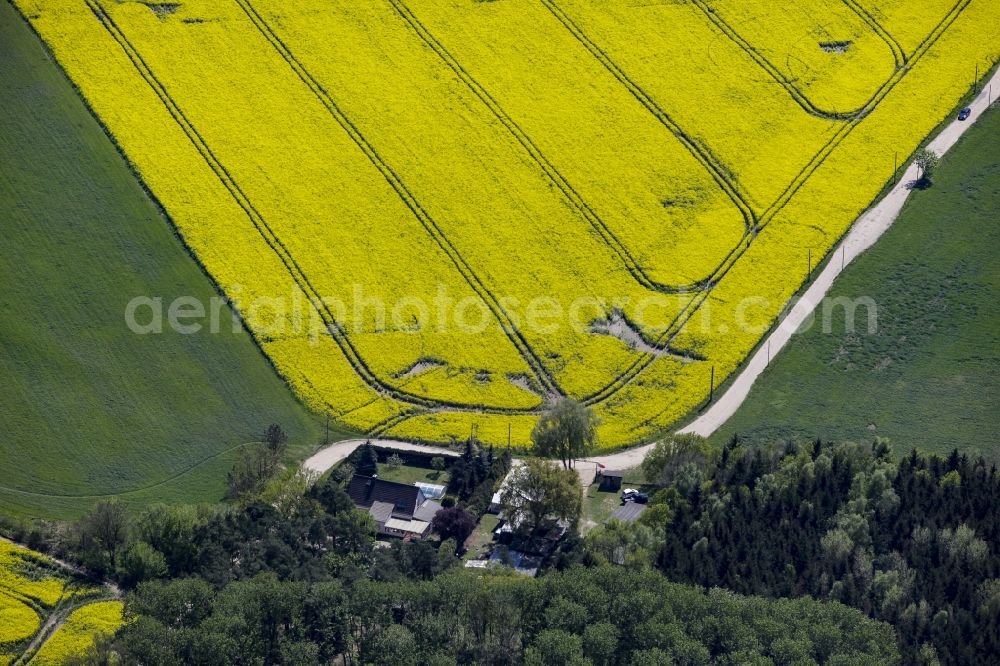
[958,107,972,121]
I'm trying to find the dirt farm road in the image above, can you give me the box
[678,68,1000,440]
[304,70,1000,478]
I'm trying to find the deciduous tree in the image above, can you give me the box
[531,398,598,469]
[499,459,581,535]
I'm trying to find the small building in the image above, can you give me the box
[347,474,442,540]
[598,469,624,491]
[414,482,447,500]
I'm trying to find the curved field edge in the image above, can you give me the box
[0,0,348,520]
[13,1,1000,441]
[677,56,1000,444]
[0,539,114,665]
[708,104,1000,458]
[18,600,123,666]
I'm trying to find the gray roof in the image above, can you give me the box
[611,502,647,522]
[348,474,426,519]
[413,500,442,523]
[369,501,394,523]
[601,469,625,478]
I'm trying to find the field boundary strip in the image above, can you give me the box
[83,0,561,416]
[233,0,564,401]
[387,0,741,295]
[689,0,906,120]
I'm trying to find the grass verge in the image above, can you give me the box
[0,1,353,519]
[710,106,1000,458]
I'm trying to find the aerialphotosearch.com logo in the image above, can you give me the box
[124,284,877,342]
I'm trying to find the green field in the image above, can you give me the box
[0,2,353,519]
[711,106,1000,458]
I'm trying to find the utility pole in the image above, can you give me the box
[893,152,898,185]
[709,366,715,404]
[841,246,845,271]
[324,412,330,445]
[974,63,979,94]
[807,249,812,280]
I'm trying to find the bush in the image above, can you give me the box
[431,507,476,544]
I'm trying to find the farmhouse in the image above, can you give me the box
[347,474,442,540]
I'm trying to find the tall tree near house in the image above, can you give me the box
[355,441,379,477]
[640,433,713,488]
[431,506,476,545]
[499,458,582,535]
[531,398,598,469]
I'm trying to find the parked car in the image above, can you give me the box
[621,488,649,504]
[958,107,972,121]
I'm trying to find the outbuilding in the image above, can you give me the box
[597,469,624,491]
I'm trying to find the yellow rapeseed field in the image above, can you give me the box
[13,0,999,447]
[0,540,70,608]
[29,601,124,665]
[0,540,108,664]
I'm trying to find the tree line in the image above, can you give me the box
[595,435,999,665]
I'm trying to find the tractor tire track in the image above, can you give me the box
[389,0,736,294]
[85,0,550,416]
[689,0,906,120]
[235,0,562,399]
[758,0,971,227]
[541,0,758,232]
[841,0,907,68]
[567,0,972,406]
[367,409,424,438]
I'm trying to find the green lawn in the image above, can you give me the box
[462,513,500,561]
[581,468,646,533]
[711,106,1000,459]
[376,463,449,487]
[0,2,354,519]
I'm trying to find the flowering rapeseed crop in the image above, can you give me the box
[29,601,124,665]
[0,591,40,655]
[0,540,106,663]
[0,541,69,608]
[14,0,999,447]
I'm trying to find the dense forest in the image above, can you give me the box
[59,479,895,665]
[5,437,996,664]
[615,437,1000,665]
